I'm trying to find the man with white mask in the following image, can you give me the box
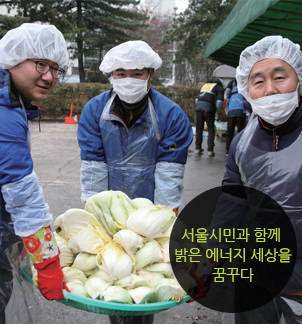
[223,35,302,323]
[78,40,193,214]
[189,36,302,323]
[0,23,70,323]
[77,40,193,324]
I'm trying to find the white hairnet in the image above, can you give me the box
[99,40,162,72]
[236,36,302,101]
[0,23,68,70]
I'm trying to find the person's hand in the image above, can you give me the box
[186,271,211,303]
[186,281,211,303]
[34,254,70,300]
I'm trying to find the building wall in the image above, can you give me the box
[152,0,177,15]
[0,6,8,14]
[0,6,17,15]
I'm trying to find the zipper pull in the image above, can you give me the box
[275,135,279,151]
[273,128,277,150]
[273,128,279,151]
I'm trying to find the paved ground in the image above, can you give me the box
[6,121,232,324]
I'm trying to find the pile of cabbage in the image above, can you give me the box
[49,191,196,304]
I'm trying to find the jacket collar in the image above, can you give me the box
[258,102,302,136]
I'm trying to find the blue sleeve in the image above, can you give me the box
[157,101,193,164]
[0,106,33,186]
[0,107,52,237]
[77,93,109,161]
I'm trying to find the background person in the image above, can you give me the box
[225,85,248,156]
[224,78,237,103]
[0,23,69,323]
[195,77,224,156]
[77,40,193,324]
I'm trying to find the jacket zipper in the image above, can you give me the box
[273,128,279,151]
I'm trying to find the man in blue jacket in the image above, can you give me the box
[0,23,69,323]
[191,35,302,323]
[225,85,246,156]
[77,40,193,324]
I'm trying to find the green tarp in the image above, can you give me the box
[204,0,302,67]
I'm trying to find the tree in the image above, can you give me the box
[175,55,221,87]
[0,14,29,38]
[166,0,237,63]
[127,1,174,84]
[1,0,148,82]
[86,71,110,83]
[164,0,237,86]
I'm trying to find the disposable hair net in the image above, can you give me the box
[100,40,162,72]
[236,35,302,101]
[0,23,68,70]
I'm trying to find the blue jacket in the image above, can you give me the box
[78,87,193,201]
[0,69,34,187]
[227,86,246,118]
[0,69,51,238]
[0,68,32,253]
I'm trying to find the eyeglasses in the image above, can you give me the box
[27,59,65,79]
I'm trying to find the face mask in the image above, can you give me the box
[250,85,299,126]
[113,74,150,104]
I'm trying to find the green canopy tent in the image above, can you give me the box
[204,0,302,67]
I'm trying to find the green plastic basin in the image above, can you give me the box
[21,267,190,316]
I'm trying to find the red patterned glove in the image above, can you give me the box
[34,254,70,300]
[21,226,70,300]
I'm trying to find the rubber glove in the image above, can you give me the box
[21,226,70,300]
[186,248,223,303]
[34,254,70,300]
[186,271,211,303]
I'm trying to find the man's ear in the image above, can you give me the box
[110,71,113,77]
[149,68,155,81]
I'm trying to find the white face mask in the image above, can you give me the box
[113,74,150,104]
[250,85,300,126]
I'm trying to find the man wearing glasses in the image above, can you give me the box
[11,59,65,103]
[0,23,69,323]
